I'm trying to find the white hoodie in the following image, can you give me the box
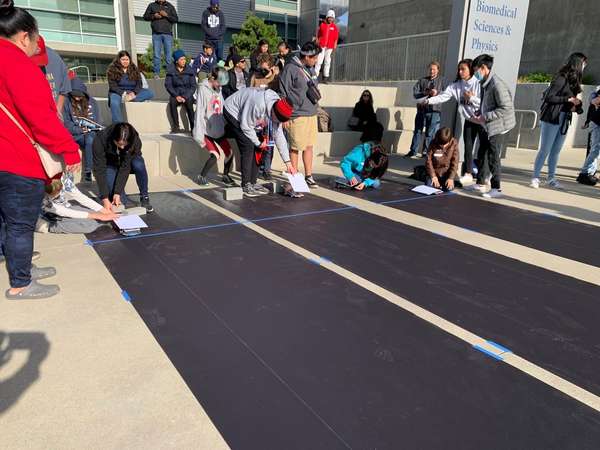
[427,76,481,120]
[193,79,226,143]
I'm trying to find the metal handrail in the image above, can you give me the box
[337,30,451,48]
[513,109,538,151]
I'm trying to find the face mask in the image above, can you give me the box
[474,71,484,82]
[217,72,229,85]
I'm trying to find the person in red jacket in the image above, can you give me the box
[0,0,81,300]
[315,9,339,83]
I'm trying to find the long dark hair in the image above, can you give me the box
[0,0,37,38]
[359,90,373,107]
[558,52,587,95]
[362,147,389,180]
[455,58,473,82]
[252,39,269,56]
[430,127,454,148]
[70,94,90,118]
[107,50,140,82]
[109,123,137,152]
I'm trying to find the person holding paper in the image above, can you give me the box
[36,173,119,234]
[93,123,154,213]
[425,127,459,192]
[224,87,296,198]
[338,122,389,190]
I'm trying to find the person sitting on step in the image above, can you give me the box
[425,127,459,192]
[165,49,197,134]
[193,67,235,187]
[93,122,154,213]
[338,121,389,190]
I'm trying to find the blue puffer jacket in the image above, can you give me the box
[165,63,197,99]
[340,141,381,188]
[62,77,102,139]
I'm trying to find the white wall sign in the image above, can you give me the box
[462,0,530,95]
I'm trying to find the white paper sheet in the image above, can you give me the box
[411,185,443,196]
[286,173,311,193]
[114,214,148,230]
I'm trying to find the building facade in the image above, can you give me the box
[17,0,300,81]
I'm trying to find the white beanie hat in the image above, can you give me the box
[326,9,335,19]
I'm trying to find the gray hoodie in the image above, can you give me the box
[224,88,291,163]
[193,79,226,143]
[279,56,318,118]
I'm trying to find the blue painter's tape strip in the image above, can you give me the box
[178,188,192,193]
[486,340,512,355]
[84,239,93,246]
[121,290,132,302]
[320,256,332,264]
[473,344,504,361]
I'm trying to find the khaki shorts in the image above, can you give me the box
[287,115,318,151]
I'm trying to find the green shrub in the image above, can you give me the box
[232,13,281,58]
[518,72,553,83]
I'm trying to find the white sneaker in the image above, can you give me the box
[482,188,503,199]
[546,179,563,189]
[35,218,49,233]
[530,178,540,189]
[466,183,487,192]
[459,173,474,185]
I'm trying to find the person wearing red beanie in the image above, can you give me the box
[224,87,297,197]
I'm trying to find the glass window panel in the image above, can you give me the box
[177,22,204,41]
[42,30,82,44]
[82,34,117,46]
[29,0,78,12]
[80,0,114,17]
[135,17,152,36]
[32,11,80,33]
[81,16,115,35]
[14,0,29,7]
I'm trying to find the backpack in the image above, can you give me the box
[410,165,428,182]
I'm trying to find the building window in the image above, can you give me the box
[18,0,117,47]
[177,22,204,41]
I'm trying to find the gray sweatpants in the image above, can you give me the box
[49,218,105,234]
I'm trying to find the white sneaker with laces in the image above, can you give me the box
[482,188,503,199]
[530,178,540,189]
[459,173,474,185]
[466,183,487,192]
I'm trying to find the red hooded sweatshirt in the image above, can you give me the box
[0,39,80,181]
[317,21,339,49]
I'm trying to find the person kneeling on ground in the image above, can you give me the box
[93,123,154,212]
[193,67,235,186]
[63,76,103,182]
[426,127,458,192]
[37,173,120,234]
[224,87,297,198]
[165,49,197,134]
[338,122,389,190]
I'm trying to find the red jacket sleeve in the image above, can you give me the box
[7,57,80,165]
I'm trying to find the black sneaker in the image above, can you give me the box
[403,152,416,158]
[222,174,237,186]
[197,175,209,186]
[171,128,184,134]
[305,175,318,189]
[84,172,92,182]
[576,173,598,186]
[243,183,260,198]
[140,196,154,213]
[261,171,272,181]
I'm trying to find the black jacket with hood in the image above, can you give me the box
[201,7,226,41]
[143,1,178,35]
[165,63,197,99]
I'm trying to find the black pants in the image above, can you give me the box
[224,109,259,186]
[168,96,195,130]
[463,120,484,175]
[476,131,506,189]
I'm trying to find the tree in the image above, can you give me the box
[232,13,281,57]
[138,38,183,78]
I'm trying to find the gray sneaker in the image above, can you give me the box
[5,280,60,300]
[243,183,260,198]
[30,264,57,280]
[252,183,270,195]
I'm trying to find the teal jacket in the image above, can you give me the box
[340,142,379,187]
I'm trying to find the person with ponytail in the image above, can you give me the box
[0,0,81,299]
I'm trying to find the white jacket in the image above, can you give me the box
[43,185,102,220]
[427,77,481,120]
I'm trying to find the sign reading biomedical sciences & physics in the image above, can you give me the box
[461,0,530,95]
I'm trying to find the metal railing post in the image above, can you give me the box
[364,43,369,82]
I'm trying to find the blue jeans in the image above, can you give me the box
[109,89,155,123]
[260,148,273,174]
[409,111,441,155]
[152,33,173,75]
[0,171,45,288]
[533,112,568,180]
[74,132,96,174]
[105,156,149,203]
[206,38,224,62]
[581,123,600,175]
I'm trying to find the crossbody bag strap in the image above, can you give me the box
[0,102,36,146]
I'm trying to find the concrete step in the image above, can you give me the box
[323,106,418,132]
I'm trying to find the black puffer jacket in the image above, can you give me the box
[165,63,197,99]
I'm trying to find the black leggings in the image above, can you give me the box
[168,96,195,130]
[462,120,484,175]
[224,109,259,186]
